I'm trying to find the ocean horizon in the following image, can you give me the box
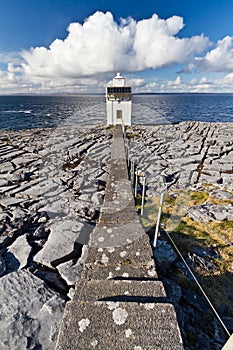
[0,93,233,131]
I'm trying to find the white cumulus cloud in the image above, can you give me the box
[168,76,182,86]
[187,36,233,73]
[21,11,210,80]
[6,11,233,94]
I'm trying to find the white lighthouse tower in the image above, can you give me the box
[106,73,132,126]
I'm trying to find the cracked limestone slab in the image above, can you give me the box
[57,245,89,286]
[187,203,233,222]
[34,219,94,268]
[6,234,32,270]
[0,270,65,350]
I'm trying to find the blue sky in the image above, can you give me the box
[0,0,233,94]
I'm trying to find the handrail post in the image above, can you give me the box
[141,175,146,215]
[125,141,129,165]
[134,169,142,197]
[134,170,138,197]
[153,190,165,248]
[126,139,130,168]
[130,159,134,183]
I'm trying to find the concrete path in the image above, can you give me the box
[55,125,183,350]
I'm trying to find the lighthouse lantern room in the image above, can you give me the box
[106,73,132,126]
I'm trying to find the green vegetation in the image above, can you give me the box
[126,132,137,139]
[189,190,209,205]
[141,188,233,317]
[211,221,233,243]
[135,194,142,210]
[170,217,233,317]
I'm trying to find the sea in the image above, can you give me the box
[0,94,233,131]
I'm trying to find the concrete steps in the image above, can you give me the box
[86,236,154,268]
[56,279,183,349]
[83,235,157,280]
[74,279,167,302]
[56,300,183,350]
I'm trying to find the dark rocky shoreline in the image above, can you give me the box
[0,121,232,349]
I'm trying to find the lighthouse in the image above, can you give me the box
[106,73,132,126]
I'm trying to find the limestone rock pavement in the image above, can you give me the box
[0,125,112,349]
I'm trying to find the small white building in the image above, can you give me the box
[106,73,132,126]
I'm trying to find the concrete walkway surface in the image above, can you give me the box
[55,125,183,350]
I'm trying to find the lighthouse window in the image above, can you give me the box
[107,87,131,94]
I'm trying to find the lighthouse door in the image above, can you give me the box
[116,110,122,121]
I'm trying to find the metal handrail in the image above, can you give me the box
[164,229,231,338]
